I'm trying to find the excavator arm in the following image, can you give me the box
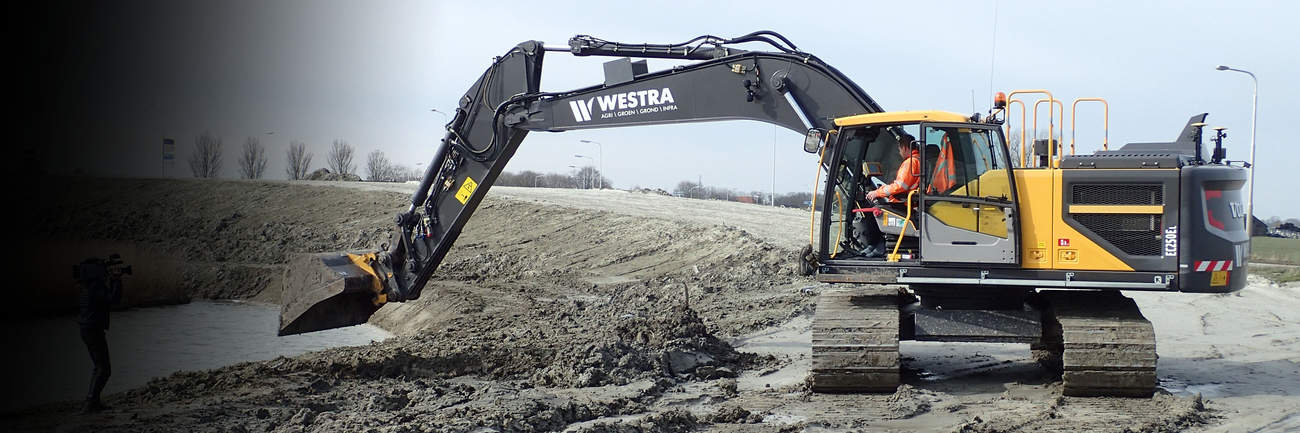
[279,31,884,335]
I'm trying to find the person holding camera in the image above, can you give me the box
[74,255,126,413]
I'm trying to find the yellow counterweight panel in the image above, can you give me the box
[1048,170,1132,271]
[1014,169,1055,269]
[1014,169,1134,271]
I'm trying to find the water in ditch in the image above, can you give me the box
[6,300,392,411]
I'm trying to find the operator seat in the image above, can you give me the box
[924,144,941,182]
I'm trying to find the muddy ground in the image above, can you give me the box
[6,178,1297,432]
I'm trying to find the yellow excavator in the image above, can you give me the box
[278,32,1251,397]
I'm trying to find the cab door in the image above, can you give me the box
[918,124,1019,264]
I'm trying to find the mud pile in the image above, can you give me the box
[305,168,362,182]
[281,304,751,389]
[6,301,753,432]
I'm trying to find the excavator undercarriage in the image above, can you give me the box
[808,287,1157,396]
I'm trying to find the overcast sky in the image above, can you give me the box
[46,0,1299,217]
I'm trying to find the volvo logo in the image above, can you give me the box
[1229,201,1245,219]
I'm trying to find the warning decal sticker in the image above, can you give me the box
[455,176,478,205]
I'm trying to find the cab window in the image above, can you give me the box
[923,126,1011,200]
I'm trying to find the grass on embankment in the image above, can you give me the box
[1251,237,1300,283]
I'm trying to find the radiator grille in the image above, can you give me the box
[1072,214,1164,256]
[1070,183,1165,256]
[1072,184,1163,205]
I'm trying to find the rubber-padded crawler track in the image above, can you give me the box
[810,287,900,393]
[1042,290,1157,397]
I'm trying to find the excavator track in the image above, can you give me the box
[810,286,901,393]
[1041,290,1157,397]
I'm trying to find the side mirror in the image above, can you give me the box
[803,129,824,153]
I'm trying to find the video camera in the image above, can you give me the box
[72,253,133,282]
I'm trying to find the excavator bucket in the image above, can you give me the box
[278,251,387,336]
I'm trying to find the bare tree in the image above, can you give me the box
[238,136,268,179]
[573,166,610,190]
[286,140,313,180]
[390,164,419,182]
[674,180,701,198]
[366,150,394,181]
[188,131,223,178]
[327,139,355,176]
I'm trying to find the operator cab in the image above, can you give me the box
[817,111,1020,266]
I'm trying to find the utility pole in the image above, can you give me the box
[773,125,778,206]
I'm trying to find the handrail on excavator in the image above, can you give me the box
[887,190,918,262]
[1006,90,1056,169]
[1071,98,1109,153]
[1034,98,1064,166]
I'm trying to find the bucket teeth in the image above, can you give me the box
[277,251,387,336]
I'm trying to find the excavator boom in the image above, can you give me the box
[278,32,883,335]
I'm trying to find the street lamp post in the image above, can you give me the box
[1216,65,1258,236]
[772,125,778,206]
[579,140,603,189]
[430,108,450,123]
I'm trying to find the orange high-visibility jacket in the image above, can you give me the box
[928,141,957,195]
[872,149,921,203]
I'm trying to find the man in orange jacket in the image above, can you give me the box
[855,134,921,258]
[866,134,922,203]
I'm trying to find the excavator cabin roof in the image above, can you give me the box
[834,110,971,127]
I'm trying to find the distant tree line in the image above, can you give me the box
[183,133,820,209]
[187,133,395,181]
[494,167,611,189]
[669,180,821,208]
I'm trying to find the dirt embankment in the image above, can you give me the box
[23,177,407,315]
[11,178,1290,432]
